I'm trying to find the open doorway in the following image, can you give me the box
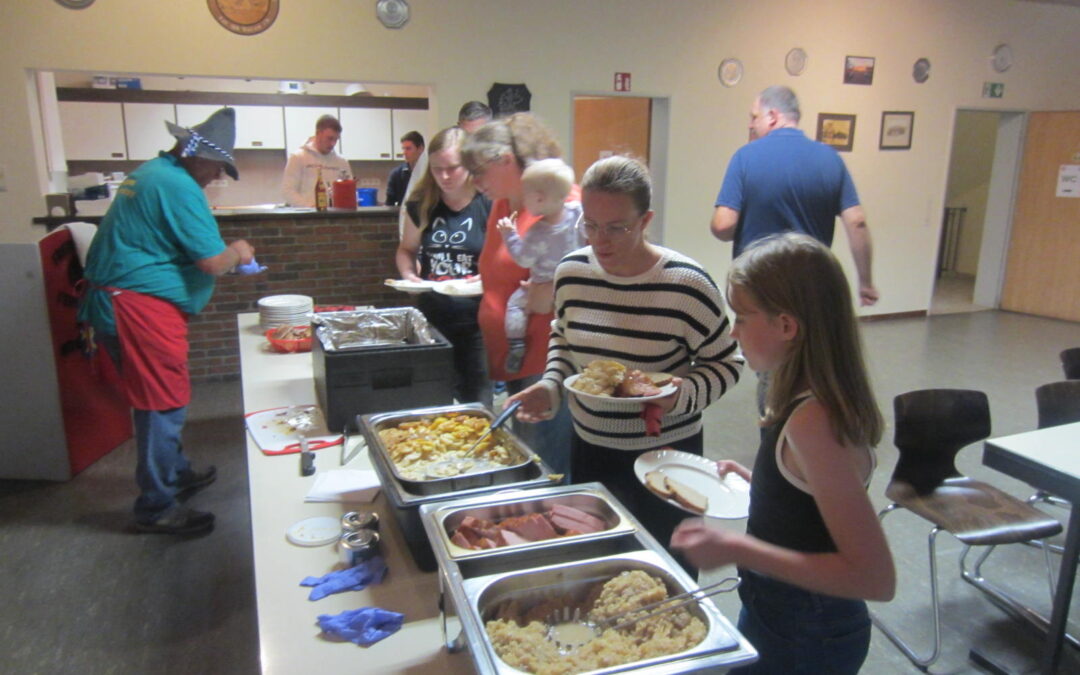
[933,109,1024,314]
[571,95,670,242]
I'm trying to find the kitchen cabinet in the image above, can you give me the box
[284,106,339,155]
[391,109,430,160]
[339,107,393,160]
[177,103,284,151]
[123,102,176,161]
[59,101,127,160]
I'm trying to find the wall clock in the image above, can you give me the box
[785,48,807,76]
[991,44,1013,73]
[719,58,743,87]
[913,57,931,83]
[207,0,279,36]
[54,0,95,8]
[376,0,410,29]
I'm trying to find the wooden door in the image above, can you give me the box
[572,97,651,182]
[1001,111,1080,321]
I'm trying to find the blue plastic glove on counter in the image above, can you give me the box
[316,607,404,646]
[233,257,268,275]
[300,556,387,601]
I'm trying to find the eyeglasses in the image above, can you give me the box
[577,214,636,238]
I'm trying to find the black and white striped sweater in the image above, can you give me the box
[540,246,744,450]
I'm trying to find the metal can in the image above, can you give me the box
[341,511,379,533]
[339,529,380,567]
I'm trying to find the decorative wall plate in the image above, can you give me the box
[207,0,279,36]
[992,44,1013,73]
[913,57,931,83]
[376,0,410,29]
[719,58,744,87]
[54,0,95,7]
[785,48,807,76]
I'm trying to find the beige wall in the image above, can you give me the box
[3,0,1080,317]
[945,111,1000,276]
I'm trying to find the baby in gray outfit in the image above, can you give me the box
[497,158,584,373]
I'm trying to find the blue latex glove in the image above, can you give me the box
[300,556,387,601]
[234,257,268,275]
[317,607,404,646]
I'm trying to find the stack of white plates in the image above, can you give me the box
[258,294,314,330]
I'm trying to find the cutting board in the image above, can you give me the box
[244,405,343,456]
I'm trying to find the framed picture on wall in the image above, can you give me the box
[879,111,914,150]
[816,113,856,152]
[843,55,875,85]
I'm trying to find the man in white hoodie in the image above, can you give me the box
[281,114,351,206]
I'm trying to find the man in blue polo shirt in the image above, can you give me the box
[711,86,878,306]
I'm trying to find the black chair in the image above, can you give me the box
[870,389,1063,669]
[1062,348,1080,380]
[1017,380,1080,549]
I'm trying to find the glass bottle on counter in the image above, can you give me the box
[314,167,329,211]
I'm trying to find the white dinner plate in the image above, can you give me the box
[432,278,483,297]
[634,449,751,519]
[285,516,342,547]
[564,373,677,404]
[384,278,437,294]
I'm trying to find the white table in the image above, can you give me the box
[983,422,1080,674]
[238,313,471,674]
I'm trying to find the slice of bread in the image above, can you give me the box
[644,470,674,498]
[665,475,709,514]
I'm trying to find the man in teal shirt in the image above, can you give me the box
[81,107,256,535]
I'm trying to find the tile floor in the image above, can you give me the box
[1,309,1077,674]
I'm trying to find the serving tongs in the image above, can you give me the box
[463,400,521,457]
[546,575,741,652]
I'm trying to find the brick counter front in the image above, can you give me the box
[36,208,409,382]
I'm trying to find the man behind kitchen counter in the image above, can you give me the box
[385,130,424,206]
[282,114,351,207]
[79,107,256,535]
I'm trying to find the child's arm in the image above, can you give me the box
[672,400,895,602]
[497,212,537,268]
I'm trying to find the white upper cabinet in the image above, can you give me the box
[123,102,176,161]
[390,109,430,160]
[234,105,285,150]
[175,104,224,129]
[339,108,393,161]
[59,101,127,160]
[284,106,339,155]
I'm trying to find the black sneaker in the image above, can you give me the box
[135,506,215,535]
[176,465,216,497]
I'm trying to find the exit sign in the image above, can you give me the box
[614,72,631,92]
[983,82,1005,98]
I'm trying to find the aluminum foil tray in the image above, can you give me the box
[313,306,436,352]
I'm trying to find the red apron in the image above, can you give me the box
[109,288,191,410]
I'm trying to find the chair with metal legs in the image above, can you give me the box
[870,389,1063,670]
[1062,348,1080,380]
[1019,381,1080,553]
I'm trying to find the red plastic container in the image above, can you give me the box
[332,178,358,209]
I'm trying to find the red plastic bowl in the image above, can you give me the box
[265,328,313,353]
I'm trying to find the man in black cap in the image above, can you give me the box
[80,107,256,535]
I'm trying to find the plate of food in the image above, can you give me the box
[564,359,676,404]
[635,449,750,519]
[384,278,437,293]
[433,277,483,297]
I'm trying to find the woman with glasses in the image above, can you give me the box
[461,113,576,478]
[396,126,492,407]
[506,155,745,558]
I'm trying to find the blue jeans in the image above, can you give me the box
[102,333,190,521]
[733,570,871,675]
[507,374,572,479]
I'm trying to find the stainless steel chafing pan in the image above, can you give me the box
[456,549,753,674]
[359,403,541,496]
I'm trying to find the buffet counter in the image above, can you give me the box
[237,312,470,674]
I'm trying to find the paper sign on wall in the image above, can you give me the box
[1057,164,1080,198]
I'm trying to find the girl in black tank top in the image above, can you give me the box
[671,233,893,674]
